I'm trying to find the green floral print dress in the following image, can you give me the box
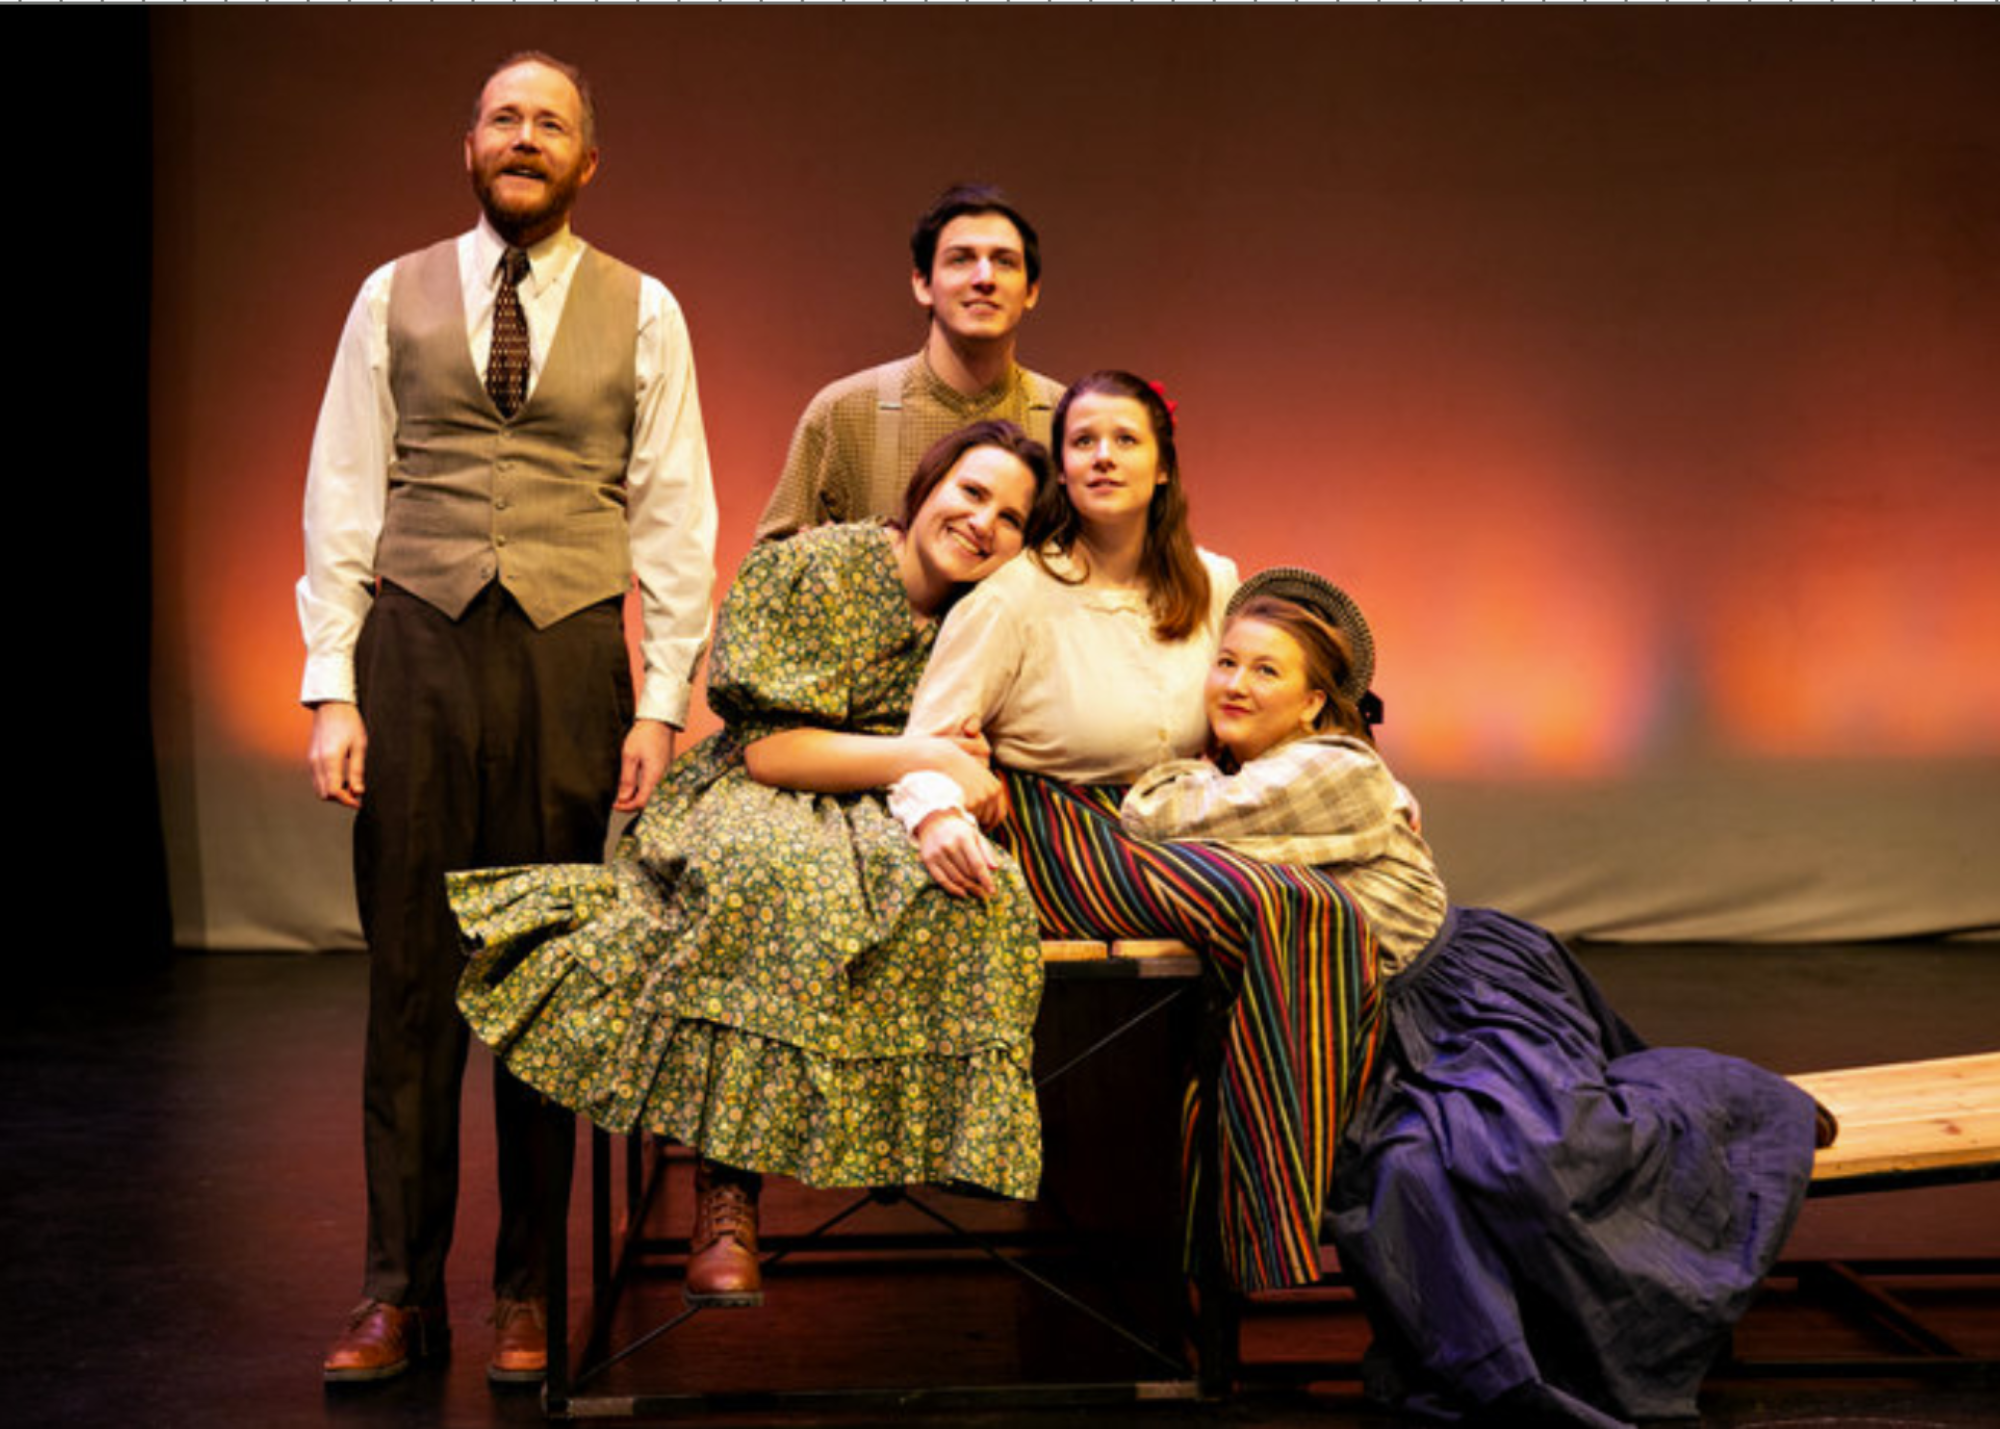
[448,523,1044,1198]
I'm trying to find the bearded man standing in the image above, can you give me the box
[297,52,717,1385]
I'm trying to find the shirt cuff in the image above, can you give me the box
[299,654,357,708]
[887,769,968,839]
[636,674,692,727]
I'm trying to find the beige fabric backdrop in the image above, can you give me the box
[149,10,2000,950]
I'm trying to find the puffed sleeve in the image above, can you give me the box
[708,524,886,741]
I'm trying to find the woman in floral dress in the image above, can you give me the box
[446,422,1050,1305]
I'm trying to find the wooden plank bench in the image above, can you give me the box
[546,954,2000,1414]
[542,936,1216,1418]
[1714,1050,2000,1379]
[1790,1050,2000,1194]
[1039,937,1202,969]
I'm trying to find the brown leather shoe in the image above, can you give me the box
[685,1159,763,1307]
[322,1300,448,1383]
[487,1297,548,1384]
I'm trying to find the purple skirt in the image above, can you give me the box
[1326,908,1817,1427]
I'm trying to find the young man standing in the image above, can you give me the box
[755,183,1062,539]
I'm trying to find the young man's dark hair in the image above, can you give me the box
[910,182,1041,285]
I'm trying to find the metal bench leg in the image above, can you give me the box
[1192,975,1240,1398]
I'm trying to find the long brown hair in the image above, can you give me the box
[1229,596,1374,744]
[1030,370,1211,643]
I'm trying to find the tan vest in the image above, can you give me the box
[376,239,641,627]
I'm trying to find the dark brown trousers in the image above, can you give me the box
[352,581,631,1306]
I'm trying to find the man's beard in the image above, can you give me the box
[472,163,583,245]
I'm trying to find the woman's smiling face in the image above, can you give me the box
[1207,616,1327,763]
[906,444,1036,596]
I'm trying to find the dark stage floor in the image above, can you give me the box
[4,942,1995,1428]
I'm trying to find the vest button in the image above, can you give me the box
[494,497,511,510]
[495,534,509,547]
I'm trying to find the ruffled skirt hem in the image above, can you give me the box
[452,862,1042,1201]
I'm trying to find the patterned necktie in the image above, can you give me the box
[486,246,531,418]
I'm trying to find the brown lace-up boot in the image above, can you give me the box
[685,1159,763,1307]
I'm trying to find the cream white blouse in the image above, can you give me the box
[905,545,1240,784]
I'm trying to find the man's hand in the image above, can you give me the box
[918,809,1000,898]
[615,719,677,812]
[309,702,368,809]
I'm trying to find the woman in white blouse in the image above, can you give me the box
[898,371,1383,1293]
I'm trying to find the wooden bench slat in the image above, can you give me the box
[1821,1077,2000,1108]
[1809,1133,2000,1181]
[1792,1051,2000,1098]
[1789,1051,2000,1184]
[1040,939,1198,963]
[1821,1090,1999,1119]
[1813,1107,2000,1157]
[1040,940,1114,962]
[1113,940,1197,961]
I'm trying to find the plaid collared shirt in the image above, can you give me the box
[1122,735,1446,973]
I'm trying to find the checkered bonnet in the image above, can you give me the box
[1224,567,1376,709]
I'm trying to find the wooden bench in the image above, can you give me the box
[542,937,1216,1417]
[1791,1050,2000,1194]
[1714,1051,2000,1380]
[545,958,2000,1413]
